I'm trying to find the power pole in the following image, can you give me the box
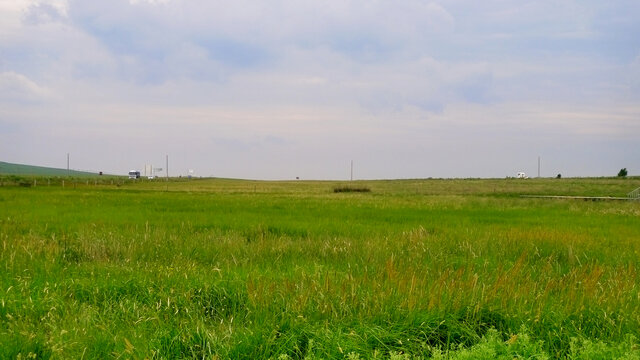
[350,160,353,181]
[67,153,70,176]
[538,156,541,178]
[166,155,169,191]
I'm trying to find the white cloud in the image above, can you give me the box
[129,0,170,4]
[22,0,68,24]
[0,0,31,36]
[0,71,51,103]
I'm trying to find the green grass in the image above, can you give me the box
[1,176,639,358]
[0,161,98,177]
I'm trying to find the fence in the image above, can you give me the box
[629,187,640,200]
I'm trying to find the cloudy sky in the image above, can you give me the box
[1,0,639,179]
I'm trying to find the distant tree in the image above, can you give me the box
[556,174,562,179]
[618,168,628,177]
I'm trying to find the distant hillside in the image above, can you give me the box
[0,161,97,176]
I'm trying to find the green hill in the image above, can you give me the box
[0,161,97,176]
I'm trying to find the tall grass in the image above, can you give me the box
[1,178,639,358]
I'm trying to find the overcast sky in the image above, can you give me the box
[1,0,639,179]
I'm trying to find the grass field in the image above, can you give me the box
[1,176,639,359]
[0,161,98,177]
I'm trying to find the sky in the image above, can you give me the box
[1,0,639,179]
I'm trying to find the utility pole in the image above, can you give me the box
[67,153,70,176]
[538,156,541,178]
[166,155,169,191]
[350,160,353,181]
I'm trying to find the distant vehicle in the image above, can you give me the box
[128,170,140,179]
[147,176,154,180]
[517,172,528,179]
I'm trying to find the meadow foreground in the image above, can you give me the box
[1,177,639,359]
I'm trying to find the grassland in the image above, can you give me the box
[1,176,639,359]
[0,161,98,177]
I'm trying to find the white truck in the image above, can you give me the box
[128,170,141,179]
